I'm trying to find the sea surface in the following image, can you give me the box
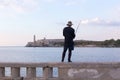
[0,46,120,77]
[0,46,120,62]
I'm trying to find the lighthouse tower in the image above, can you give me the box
[33,35,36,47]
[33,35,36,43]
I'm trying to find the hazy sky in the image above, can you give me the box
[0,0,120,46]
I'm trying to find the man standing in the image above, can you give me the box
[61,21,75,62]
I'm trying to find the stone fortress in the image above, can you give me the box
[26,35,64,47]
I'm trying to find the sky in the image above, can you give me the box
[0,0,120,46]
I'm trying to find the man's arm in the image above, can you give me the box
[73,29,75,39]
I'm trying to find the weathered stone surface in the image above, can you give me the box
[68,68,103,78]
[109,68,120,79]
[0,62,120,80]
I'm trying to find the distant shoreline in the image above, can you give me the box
[25,38,120,47]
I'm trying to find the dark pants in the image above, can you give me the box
[61,47,72,62]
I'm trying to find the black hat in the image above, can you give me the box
[67,21,73,26]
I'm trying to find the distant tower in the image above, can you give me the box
[33,35,36,43]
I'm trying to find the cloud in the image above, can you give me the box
[0,0,38,14]
[44,0,56,2]
[113,6,120,19]
[81,18,120,27]
[65,0,86,6]
[65,1,77,6]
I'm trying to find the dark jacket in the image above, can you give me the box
[63,27,75,47]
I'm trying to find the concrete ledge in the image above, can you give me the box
[0,62,120,67]
[0,77,23,80]
[0,62,120,80]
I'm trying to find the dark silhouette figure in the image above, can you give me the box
[61,21,75,62]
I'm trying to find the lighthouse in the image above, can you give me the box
[33,35,36,44]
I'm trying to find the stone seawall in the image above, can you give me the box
[0,62,120,80]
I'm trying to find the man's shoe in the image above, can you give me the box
[68,60,72,62]
[61,60,64,62]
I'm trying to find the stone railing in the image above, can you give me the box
[0,62,120,80]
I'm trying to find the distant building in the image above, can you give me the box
[26,36,64,47]
[33,35,36,43]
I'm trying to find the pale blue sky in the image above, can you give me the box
[0,0,120,46]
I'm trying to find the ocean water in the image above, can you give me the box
[0,46,120,77]
[0,46,120,62]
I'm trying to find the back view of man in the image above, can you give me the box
[61,21,75,62]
